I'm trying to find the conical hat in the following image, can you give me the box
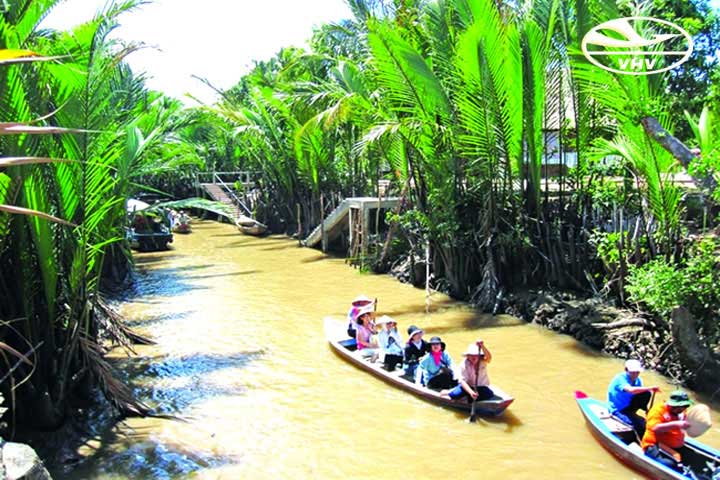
[686,404,712,438]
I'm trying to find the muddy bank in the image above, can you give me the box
[504,289,720,399]
[388,253,720,398]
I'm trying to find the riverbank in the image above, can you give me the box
[387,252,720,398]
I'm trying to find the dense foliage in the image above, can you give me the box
[0,0,202,431]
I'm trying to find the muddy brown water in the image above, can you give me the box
[64,219,720,479]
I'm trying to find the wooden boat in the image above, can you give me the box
[126,228,173,251]
[239,224,267,236]
[324,317,514,416]
[575,391,720,480]
[172,222,192,234]
[236,215,268,236]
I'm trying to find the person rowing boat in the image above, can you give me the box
[441,340,494,403]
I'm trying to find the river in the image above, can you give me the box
[64,219,720,479]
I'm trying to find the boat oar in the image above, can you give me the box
[648,389,656,411]
[469,391,479,423]
[469,342,483,423]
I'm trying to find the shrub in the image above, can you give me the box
[626,259,685,317]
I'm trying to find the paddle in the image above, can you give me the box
[469,341,482,423]
[469,392,479,422]
[648,389,656,411]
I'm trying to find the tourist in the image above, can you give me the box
[417,336,456,389]
[642,390,693,470]
[347,295,374,339]
[441,340,494,402]
[355,304,378,361]
[403,325,429,380]
[376,316,404,371]
[607,359,659,437]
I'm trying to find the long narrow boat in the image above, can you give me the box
[575,391,720,480]
[325,317,513,416]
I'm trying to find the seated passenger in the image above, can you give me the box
[347,295,374,339]
[441,340,494,402]
[376,316,403,371]
[404,325,429,380]
[417,336,456,390]
[355,305,378,361]
[642,390,693,471]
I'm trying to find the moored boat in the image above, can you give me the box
[236,214,268,236]
[574,391,720,480]
[325,317,513,416]
[239,224,267,236]
[173,223,191,234]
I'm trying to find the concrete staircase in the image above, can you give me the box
[303,200,351,248]
[200,183,262,227]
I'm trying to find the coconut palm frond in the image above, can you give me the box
[144,197,236,220]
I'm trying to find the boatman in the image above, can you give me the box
[607,359,659,437]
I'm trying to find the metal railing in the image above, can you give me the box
[196,171,255,217]
[196,171,257,186]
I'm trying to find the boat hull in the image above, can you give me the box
[325,317,513,416]
[575,391,720,480]
[126,229,173,251]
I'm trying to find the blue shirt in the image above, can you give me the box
[608,372,642,412]
[417,351,453,385]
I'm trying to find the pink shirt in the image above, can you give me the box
[356,325,373,350]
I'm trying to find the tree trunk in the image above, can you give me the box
[640,116,717,194]
[670,306,720,395]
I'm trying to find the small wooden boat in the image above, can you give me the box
[239,224,267,236]
[575,391,720,480]
[172,222,192,234]
[325,317,513,416]
[236,215,268,236]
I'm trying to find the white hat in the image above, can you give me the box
[352,295,374,306]
[374,315,396,326]
[463,343,484,356]
[353,304,375,321]
[625,359,644,372]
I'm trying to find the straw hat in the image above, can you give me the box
[686,404,712,438]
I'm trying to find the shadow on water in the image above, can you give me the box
[424,316,528,336]
[41,351,262,478]
[259,243,299,251]
[50,422,243,480]
[133,253,186,265]
[123,267,216,299]
[182,270,260,281]
[300,253,332,263]
[124,311,195,328]
[115,351,264,415]
[560,339,606,358]
[450,408,524,433]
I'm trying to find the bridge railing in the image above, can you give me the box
[196,171,257,187]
